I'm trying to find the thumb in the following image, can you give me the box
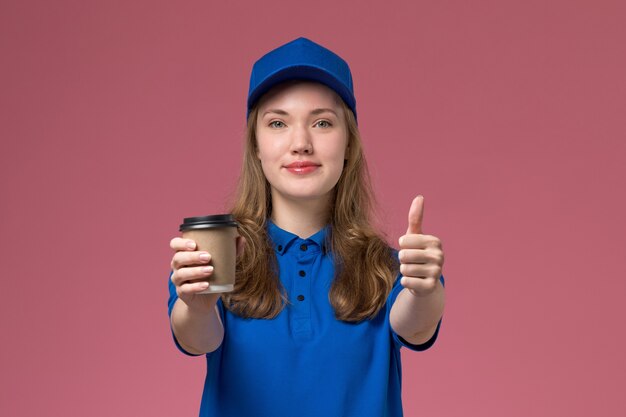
[406,195,424,235]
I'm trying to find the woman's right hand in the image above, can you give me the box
[169,237,221,310]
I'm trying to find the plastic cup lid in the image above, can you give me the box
[179,214,238,231]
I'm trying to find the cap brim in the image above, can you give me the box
[247,65,356,119]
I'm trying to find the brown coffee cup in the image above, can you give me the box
[179,214,239,294]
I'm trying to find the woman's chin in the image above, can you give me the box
[272,188,334,204]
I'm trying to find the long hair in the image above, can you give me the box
[223,96,399,322]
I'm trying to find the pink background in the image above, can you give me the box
[1,0,625,416]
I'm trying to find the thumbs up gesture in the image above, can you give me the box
[398,196,445,296]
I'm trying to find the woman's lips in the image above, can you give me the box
[284,161,320,174]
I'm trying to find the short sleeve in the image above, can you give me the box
[167,270,205,356]
[387,271,445,352]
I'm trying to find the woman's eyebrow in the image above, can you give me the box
[262,109,289,117]
[310,108,337,116]
[262,108,338,118]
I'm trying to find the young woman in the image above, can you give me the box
[167,37,445,417]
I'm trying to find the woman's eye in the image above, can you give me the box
[269,121,285,128]
[315,120,332,128]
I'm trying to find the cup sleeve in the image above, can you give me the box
[387,264,445,352]
[167,271,205,357]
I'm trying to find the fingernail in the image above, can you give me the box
[202,266,213,274]
[186,241,195,249]
[199,253,210,261]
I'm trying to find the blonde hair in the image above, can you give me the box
[223,94,398,322]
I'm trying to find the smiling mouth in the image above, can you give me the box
[284,161,321,174]
[285,161,319,168]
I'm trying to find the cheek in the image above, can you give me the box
[255,143,280,178]
[326,147,348,179]
[257,151,272,174]
[257,134,286,157]
[256,138,275,162]
[333,137,349,164]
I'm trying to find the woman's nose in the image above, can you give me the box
[289,126,313,154]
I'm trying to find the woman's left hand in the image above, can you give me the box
[398,195,445,297]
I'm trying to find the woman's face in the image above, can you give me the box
[255,81,349,206]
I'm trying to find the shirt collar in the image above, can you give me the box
[267,219,330,255]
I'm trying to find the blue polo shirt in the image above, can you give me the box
[167,221,443,417]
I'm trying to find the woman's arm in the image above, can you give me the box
[170,294,224,355]
[390,281,445,344]
[169,237,227,355]
[389,195,446,345]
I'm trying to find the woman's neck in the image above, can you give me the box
[270,192,331,239]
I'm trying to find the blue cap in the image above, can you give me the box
[247,37,357,123]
